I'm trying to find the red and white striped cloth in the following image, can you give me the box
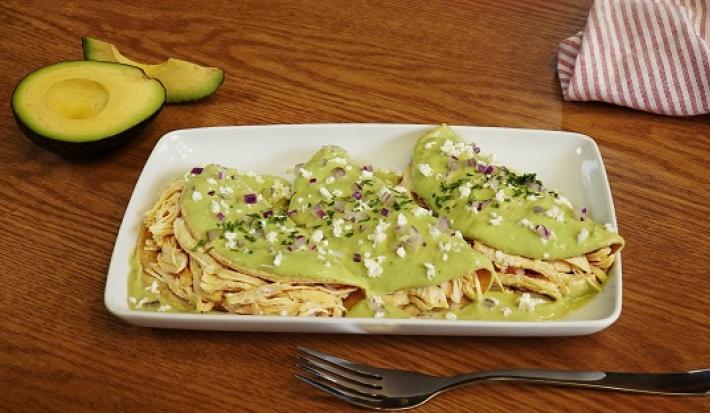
[558,0,710,116]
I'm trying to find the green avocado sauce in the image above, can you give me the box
[411,125,624,260]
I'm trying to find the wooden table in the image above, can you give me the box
[1,1,708,411]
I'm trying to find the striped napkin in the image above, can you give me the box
[557,0,709,116]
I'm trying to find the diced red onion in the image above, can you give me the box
[216,212,225,221]
[287,209,298,217]
[190,167,203,175]
[243,193,257,204]
[447,157,459,172]
[381,191,392,204]
[309,178,317,184]
[577,207,588,221]
[332,167,346,177]
[313,205,326,218]
[485,165,495,175]
[352,191,362,200]
[473,146,481,154]
[353,253,362,262]
[477,163,487,173]
[535,224,550,239]
[217,171,224,179]
[263,209,273,218]
[291,236,306,250]
[467,158,477,167]
[207,229,221,241]
[380,208,390,217]
[362,165,373,172]
[334,200,346,213]
[436,217,450,232]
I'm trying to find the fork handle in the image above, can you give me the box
[442,368,710,396]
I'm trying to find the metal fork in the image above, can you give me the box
[295,347,710,410]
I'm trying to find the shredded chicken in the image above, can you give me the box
[473,241,616,299]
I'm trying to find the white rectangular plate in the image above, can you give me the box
[105,124,622,336]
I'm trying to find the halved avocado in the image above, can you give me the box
[11,61,165,157]
[83,37,224,103]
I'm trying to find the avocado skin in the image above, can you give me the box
[12,104,163,158]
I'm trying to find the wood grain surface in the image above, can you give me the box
[1,1,708,412]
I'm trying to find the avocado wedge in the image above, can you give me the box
[12,61,165,157]
[82,37,224,103]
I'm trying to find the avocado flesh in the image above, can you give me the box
[12,61,165,155]
[82,37,224,103]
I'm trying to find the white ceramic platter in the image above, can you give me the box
[105,124,622,336]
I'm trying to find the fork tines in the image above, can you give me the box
[295,347,384,405]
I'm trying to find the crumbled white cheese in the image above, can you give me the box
[501,307,512,317]
[345,165,353,170]
[218,186,233,196]
[361,170,374,179]
[332,218,344,238]
[312,229,324,242]
[397,213,408,226]
[577,228,589,244]
[495,189,506,203]
[128,297,137,305]
[210,200,221,214]
[424,262,436,280]
[207,178,218,185]
[442,253,449,262]
[272,180,290,199]
[332,189,343,197]
[225,231,237,249]
[445,312,457,320]
[396,246,406,258]
[273,251,283,267]
[543,252,550,259]
[368,295,385,311]
[364,256,386,278]
[459,183,472,199]
[319,187,333,201]
[545,205,565,222]
[255,175,265,184]
[266,231,278,243]
[325,176,335,184]
[296,197,304,204]
[424,141,437,149]
[369,219,390,244]
[220,200,230,211]
[374,311,386,319]
[192,191,203,201]
[157,304,172,312]
[517,292,546,312]
[393,186,407,193]
[454,230,463,239]
[429,224,441,238]
[299,168,312,178]
[526,194,539,201]
[439,242,452,252]
[413,207,431,217]
[489,214,503,226]
[518,218,535,230]
[418,163,434,177]
[440,139,474,158]
[149,279,159,294]
[331,157,347,165]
